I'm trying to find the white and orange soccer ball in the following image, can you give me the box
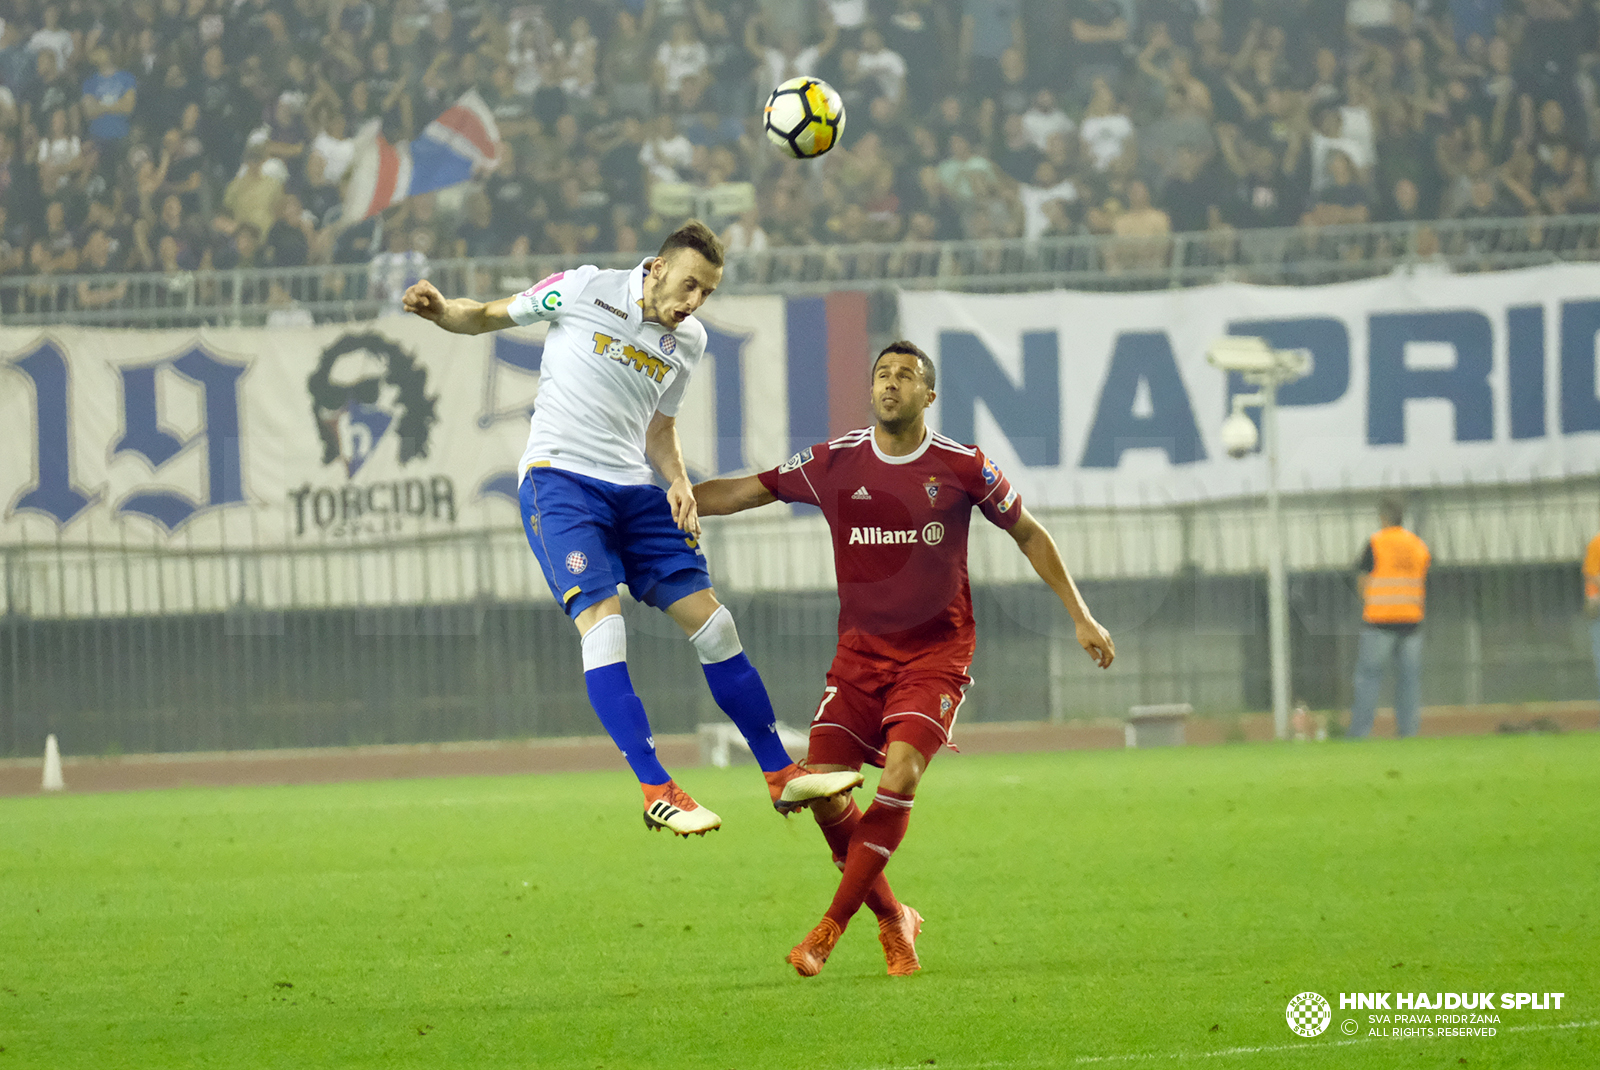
[763,77,846,159]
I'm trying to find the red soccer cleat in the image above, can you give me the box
[879,904,923,976]
[785,917,842,977]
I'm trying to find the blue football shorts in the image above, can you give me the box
[519,466,712,618]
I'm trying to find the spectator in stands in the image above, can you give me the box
[855,27,907,105]
[264,191,313,266]
[75,228,128,307]
[658,20,711,110]
[1019,159,1078,240]
[1106,178,1171,270]
[36,107,82,197]
[746,9,838,89]
[29,198,77,275]
[1080,79,1135,173]
[80,47,137,146]
[1021,89,1074,154]
[369,226,429,314]
[1305,151,1373,225]
[28,6,73,71]
[1068,0,1128,102]
[0,203,25,276]
[224,144,284,238]
[23,47,77,135]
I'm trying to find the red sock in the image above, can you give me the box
[824,789,913,931]
[816,799,900,921]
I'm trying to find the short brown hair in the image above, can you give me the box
[872,340,936,391]
[657,219,724,267]
[1379,495,1404,526]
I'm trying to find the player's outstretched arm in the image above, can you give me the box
[1008,507,1115,668]
[692,475,778,517]
[402,279,516,335]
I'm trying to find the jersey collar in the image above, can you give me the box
[870,426,932,465]
[629,258,652,320]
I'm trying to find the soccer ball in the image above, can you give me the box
[763,77,846,159]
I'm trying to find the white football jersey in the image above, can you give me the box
[508,259,708,486]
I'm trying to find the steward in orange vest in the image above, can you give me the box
[1359,520,1430,625]
[1350,498,1430,738]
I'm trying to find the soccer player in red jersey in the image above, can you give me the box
[693,341,1114,976]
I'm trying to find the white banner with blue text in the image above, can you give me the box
[899,264,1600,508]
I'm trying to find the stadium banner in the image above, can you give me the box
[0,297,792,549]
[899,264,1600,508]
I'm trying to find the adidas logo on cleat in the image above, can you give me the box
[852,486,872,500]
[647,800,682,824]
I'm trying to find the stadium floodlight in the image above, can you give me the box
[1206,337,1314,742]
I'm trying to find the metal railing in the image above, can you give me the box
[3,213,1598,329]
[3,481,1597,756]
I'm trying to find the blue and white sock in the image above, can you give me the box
[691,606,792,773]
[581,615,670,786]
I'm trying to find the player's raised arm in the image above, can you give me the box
[693,475,778,517]
[1008,506,1115,668]
[402,279,517,334]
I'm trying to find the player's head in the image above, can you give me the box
[870,341,936,433]
[645,220,724,328]
[1379,495,1404,527]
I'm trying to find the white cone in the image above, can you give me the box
[42,734,65,792]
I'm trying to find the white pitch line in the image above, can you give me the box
[854,1020,1600,1070]
[1074,1018,1600,1065]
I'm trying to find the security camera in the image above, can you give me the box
[1206,337,1313,380]
[1220,411,1259,457]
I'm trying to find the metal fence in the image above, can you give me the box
[3,480,1597,758]
[3,212,1599,329]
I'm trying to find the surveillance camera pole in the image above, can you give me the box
[1219,345,1311,742]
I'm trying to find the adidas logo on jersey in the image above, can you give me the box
[852,486,872,500]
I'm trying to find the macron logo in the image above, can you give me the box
[852,486,872,500]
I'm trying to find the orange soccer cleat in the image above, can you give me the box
[765,762,864,814]
[641,780,721,837]
[878,904,923,976]
[785,917,842,977]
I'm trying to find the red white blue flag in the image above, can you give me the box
[342,90,501,221]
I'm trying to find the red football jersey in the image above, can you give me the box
[757,427,1022,666]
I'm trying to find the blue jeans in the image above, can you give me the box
[1349,626,1423,738]
[1588,617,1600,700]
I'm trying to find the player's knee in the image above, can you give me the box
[689,603,743,665]
[580,614,627,671]
[879,744,928,796]
[810,793,850,824]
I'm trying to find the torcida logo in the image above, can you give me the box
[1286,992,1333,1037]
[308,332,438,478]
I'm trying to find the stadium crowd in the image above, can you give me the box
[0,0,1598,284]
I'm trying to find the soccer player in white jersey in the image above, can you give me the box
[401,221,861,836]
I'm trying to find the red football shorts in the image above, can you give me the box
[806,644,971,769]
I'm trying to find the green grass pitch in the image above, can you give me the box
[2,734,1596,1069]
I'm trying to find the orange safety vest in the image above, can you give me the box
[1583,533,1600,599]
[1363,526,1430,624]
